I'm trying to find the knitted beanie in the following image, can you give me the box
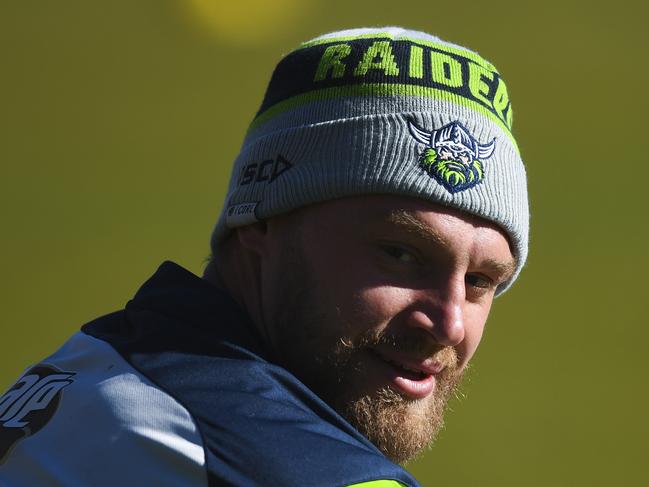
[212,27,529,294]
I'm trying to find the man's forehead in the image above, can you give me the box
[299,194,494,228]
[295,195,515,261]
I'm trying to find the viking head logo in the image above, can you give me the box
[408,119,496,193]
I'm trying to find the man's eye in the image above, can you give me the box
[382,245,417,264]
[465,273,493,289]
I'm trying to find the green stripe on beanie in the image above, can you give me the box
[250,83,516,147]
[212,27,529,294]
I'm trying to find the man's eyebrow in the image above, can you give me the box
[385,210,449,247]
[386,210,517,282]
[481,258,517,283]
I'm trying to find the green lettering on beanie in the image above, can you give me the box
[493,77,512,128]
[353,41,400,77]
[408,45,424,79]
[468,62,494,108]
[314,44,352,82]
[430,50,463,87]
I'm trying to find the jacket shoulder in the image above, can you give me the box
[0,331,208,487]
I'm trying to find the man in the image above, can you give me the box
[0,27,528,486]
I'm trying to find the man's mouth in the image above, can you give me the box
[368,348,443,399]
[381,355,428,380]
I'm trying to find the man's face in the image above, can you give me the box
[257,195,515,463]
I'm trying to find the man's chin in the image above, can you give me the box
[286,354,462,463]
[340,387,439,464]
[303,350,464,464]
[339,368,462,465]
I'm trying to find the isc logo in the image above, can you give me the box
[0,364,74,463]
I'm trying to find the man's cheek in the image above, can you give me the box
[360,285,405,312]
[457,321,487,368]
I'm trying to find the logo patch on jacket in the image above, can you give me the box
[0,364,75,463]
[408,119,496,193]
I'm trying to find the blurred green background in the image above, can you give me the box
[1,0,647,485]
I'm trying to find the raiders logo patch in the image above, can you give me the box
[408,119,496,193]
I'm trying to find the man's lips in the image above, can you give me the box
[368,348,446,399]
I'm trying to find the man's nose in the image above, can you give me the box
[407,282,465,346]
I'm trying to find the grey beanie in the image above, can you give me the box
[212,27,529,294]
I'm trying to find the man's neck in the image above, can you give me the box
[203,242,271,351]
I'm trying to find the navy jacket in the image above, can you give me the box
[0,262,420,487]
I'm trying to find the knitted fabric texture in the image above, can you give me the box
[212,27,529,294]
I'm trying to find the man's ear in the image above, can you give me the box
[236,222,269,255]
